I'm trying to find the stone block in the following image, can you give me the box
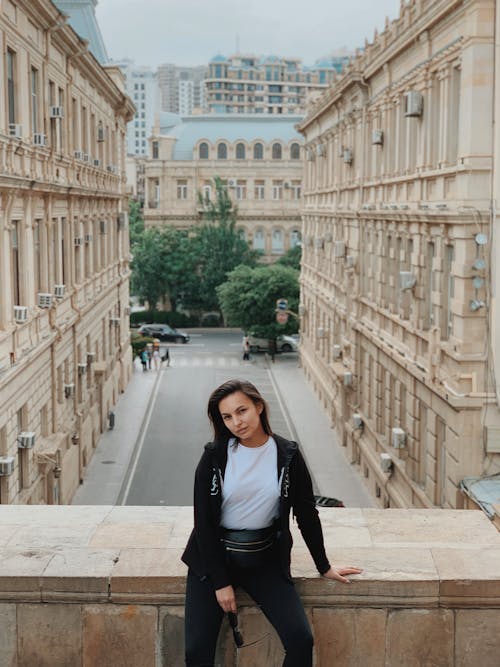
[90,522,173,549]
[0,548,53,600]
[111,548,186,601]
[432,547,500,600]
[236,605,283,667]
[455,609,500,666]
[313,607,386,667]
[0,604,17,666]
[159,606,185,667]
[83,604,157,667]
[386,609,454,667]
[17,603,82,667]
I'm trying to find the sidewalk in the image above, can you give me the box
[268,356,375,507]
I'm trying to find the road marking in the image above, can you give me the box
[118,367,164,505]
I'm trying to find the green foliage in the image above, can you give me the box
[277,244,301,271]
[217,264,299,339]
[130,334,155,356]
[130,310,198,327]
[128,199,144,248]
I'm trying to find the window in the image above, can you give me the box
[11,221,20,305]
[217,143,227,159]
[199,142,209,159]
[253,143,264,159]
[253,228,265,251]
[272,229,284,254]
[235,180,246,200]
[272,143,282,159]
[291,181,301,199]
[290,229,301,248]
[177,180,188,199]
[201,183,212,202]
[290,143,300,160]
[272,180,283,200]
[7,49,16,124]
[254,180,265,200]
[31,67,39,133]
[33,220,41,294]
[152,141,159,159]
[236,143,246,160]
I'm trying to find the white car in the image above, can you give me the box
[248,334,299,353]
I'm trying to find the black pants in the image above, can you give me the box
[184,557,313,666]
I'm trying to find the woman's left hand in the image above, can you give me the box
[322,565,363,584]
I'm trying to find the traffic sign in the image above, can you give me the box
[276,311,289,324]
[276,298,288,311]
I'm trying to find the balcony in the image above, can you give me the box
[0,506,499,665]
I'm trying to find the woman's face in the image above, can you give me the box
[218,390,267,447]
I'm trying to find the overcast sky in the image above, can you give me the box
[95,0,401,68]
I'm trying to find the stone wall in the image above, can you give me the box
[0,506,499,666]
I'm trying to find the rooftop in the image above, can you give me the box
[52,0,108,64]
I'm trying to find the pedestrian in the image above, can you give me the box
[140,348,148,372]
[269,337,277,363]
[182,379,362,666]
[242,335,250,361]
[152,339,161,371]
[146,342,153,370]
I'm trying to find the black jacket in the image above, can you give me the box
[181,433,331,589]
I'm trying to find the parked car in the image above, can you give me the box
[247,334,298,353]
[137,324,190,343]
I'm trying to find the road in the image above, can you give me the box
[119,332,296,506]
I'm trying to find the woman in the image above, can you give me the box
[182,379,362,666]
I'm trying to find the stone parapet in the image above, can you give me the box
[0,506,499,666]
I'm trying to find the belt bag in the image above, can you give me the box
[222,526,276,569]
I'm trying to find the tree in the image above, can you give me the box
[130,227,167,310]
[277,244,301,271]
[186,177,258,312]
[128,198,144,248]
[217,264,300,340]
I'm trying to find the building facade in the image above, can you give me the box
[115,60,158,157]
[157,63,207,115]
[143,114,303,261]
[205,53,350,115]
[298,0,500,510]
[0,0,134,504]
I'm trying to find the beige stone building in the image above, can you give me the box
[205,53,349,115]
[0,0,134,504]
[143,114,303,261]
[298,0,500,510]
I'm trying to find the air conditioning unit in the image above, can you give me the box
[93,159,101,167]
[306,148,314,161]
[106,164,115,173]
[317,327,326,339]
[392,427,407,449]
[18,431,35,449]
[49,106,64,119]
[316,143,325,157]
[404,91,423,117]
[332,344,342,359]
[352,413,363,429]
[227,179,237,187]
[343,371,353,387]
[86,351,96,363]
[399,271,417,291]
[64,383,75,398]
[346,255,356,269]
[117,212,127,229]
[82,153,89,162]
[314,237,324,249]
[37,293,53,309]
[97,126,105,142]
[9,123,22,138]
[100,220,107,234]
[33,133,47,147]
[343,149,353,164]
[298,305,306,316]
[74,237,83,247]
[324,231,333,243]
[334,241,346,258]
[84,234,93,244]
[78,362,87,375]
[283,182,291,189]
[372,129,384,145]
[74,150,84,160]
[109,316,120,326]
[0,456,15,476]
[380,452,393,473]
[14,306,28,324]
[54,284,65,299]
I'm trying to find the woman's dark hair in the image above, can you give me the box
[207,379,272,440]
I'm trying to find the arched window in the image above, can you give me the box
[237,227,247,241]
[290,143,300,160]
[199,142,209,159]
[272,229,284,254]
[253,228,265,251]
[236,143,246,160]
[253,142,264,160]
[217,143,227,159]
[290,229,302,248]
[272,143,282,160]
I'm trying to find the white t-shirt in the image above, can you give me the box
[220,436,280,530]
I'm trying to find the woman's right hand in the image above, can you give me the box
[215,584,236,613]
